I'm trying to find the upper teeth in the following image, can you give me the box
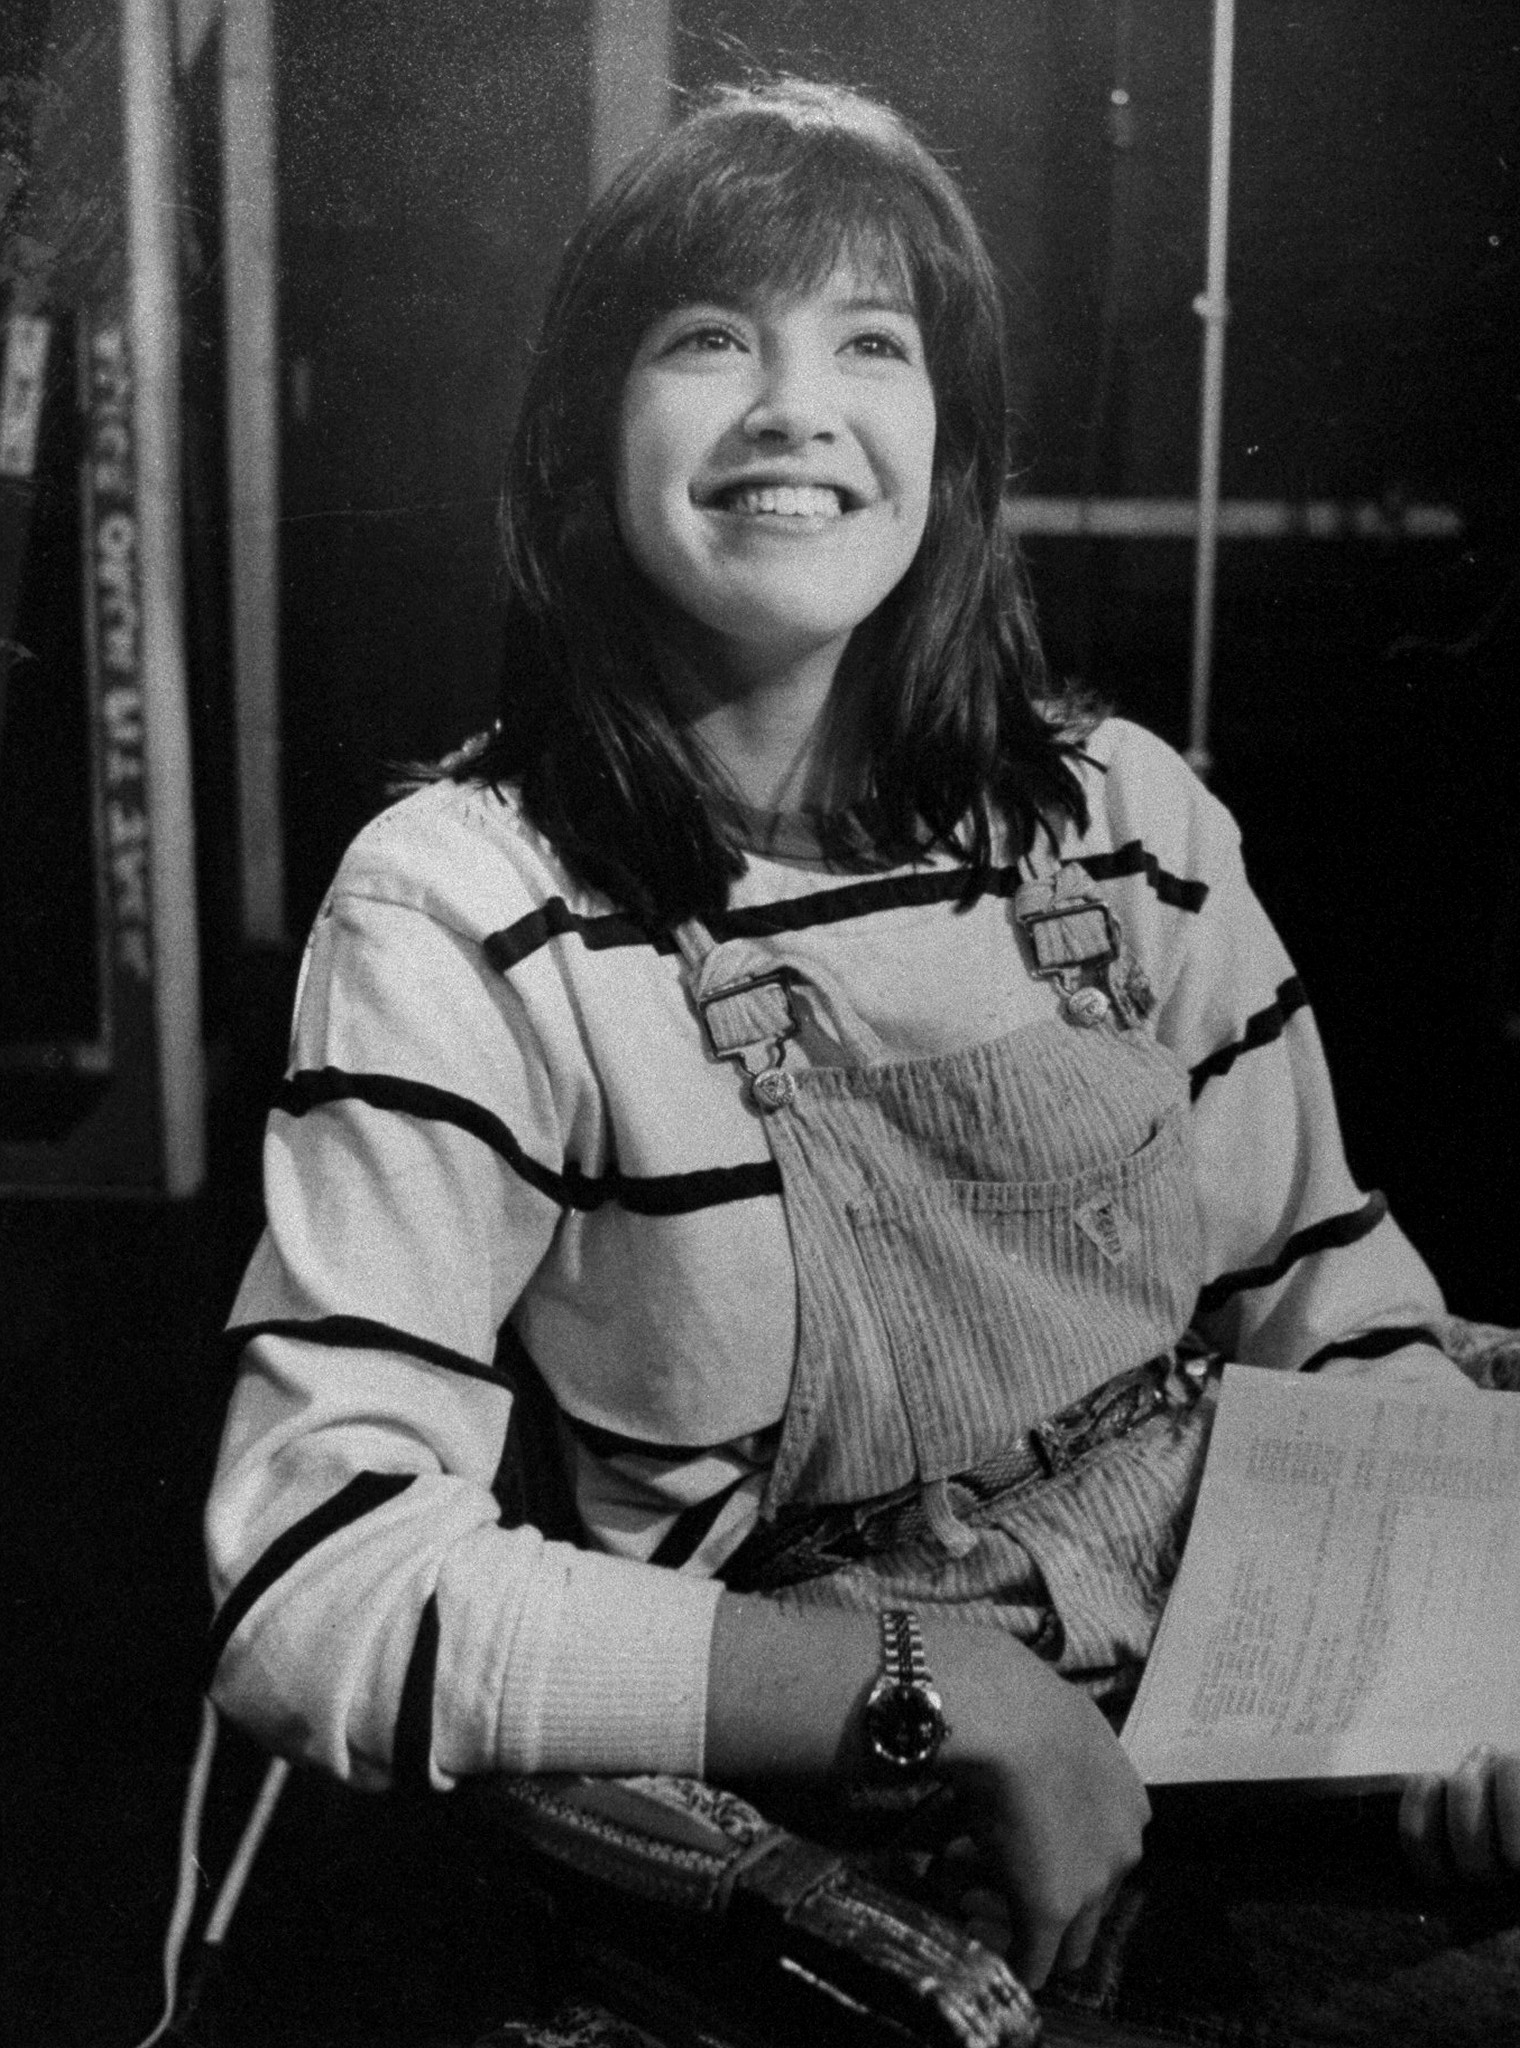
[722,484,844,518]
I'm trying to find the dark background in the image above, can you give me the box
[5,3,1519,2041]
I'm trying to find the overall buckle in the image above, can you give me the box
[696,970,800,1110]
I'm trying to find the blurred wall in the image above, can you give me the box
[274,0,588,919]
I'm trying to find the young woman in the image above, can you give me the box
[206,80,1518,1990]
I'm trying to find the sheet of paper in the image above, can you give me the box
[1121,1364,1520,1784]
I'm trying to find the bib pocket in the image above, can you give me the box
[845,1106,1203,1486]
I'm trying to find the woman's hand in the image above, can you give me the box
[1399,1748,1520,1886]
[705,1596,1149,1990]
[925,1620,1149,1986]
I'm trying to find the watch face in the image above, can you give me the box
[868,1681,946,1770]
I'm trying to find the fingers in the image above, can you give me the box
[1052,1888,1113,1978]
[1398,1772,1448,1887]
[1013,1910,1068,1992]
[1009,1877,1128,1988]
[1400,1748,1520,1887]
[1004,1835,1140,1989]
[1496,1755,1520,1871]
[1447,1746,1501,1880]
[927,1632,1148,1987]
[926,1830,1125,1973]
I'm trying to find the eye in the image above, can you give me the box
[842,328,918,364]
[662,321,748,357]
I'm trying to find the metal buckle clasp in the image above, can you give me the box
[1018,896,1121,980]
[696,969,801,1109]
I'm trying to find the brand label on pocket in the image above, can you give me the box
[1074,1196,1137,1264]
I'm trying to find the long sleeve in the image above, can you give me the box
[206,838,721,1791]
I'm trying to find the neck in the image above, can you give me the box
[666,634,864,812]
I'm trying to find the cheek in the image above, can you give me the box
[898,397,938,528]
[612,429,639,557]
[901,430,937,557]
[615,390,696,538]
[613,413,666,573]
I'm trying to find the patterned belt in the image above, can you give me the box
[719,1344,1223,1595]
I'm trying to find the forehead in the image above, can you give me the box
[647,218,919,322]
[700,257,920,320]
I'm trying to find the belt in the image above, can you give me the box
[719,1345,1222,1595]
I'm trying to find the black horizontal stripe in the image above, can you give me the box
[393,1593,440,1792]
[481,835,1204,978]
[612,1158,782,1214]
[649,1476,752,1571]
[207,1471,415,1681]
[1197,1192,1389,1315]
[483,898,654,972]
[481,867,1027,970]
[1189,976,1309,1099]
[276,1067,568,1205]
[563,1408,782,1463]
[1074,840,1208,912]
[1300,1324,1443,1374]
[483,845,1202,976]
[275,1065,781,1216]
[711,865,1022,939]
[224,1314,505,1387]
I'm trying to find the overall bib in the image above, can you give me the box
[676,890,1216,1702]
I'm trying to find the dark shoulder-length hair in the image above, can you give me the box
[456,77,1091,926]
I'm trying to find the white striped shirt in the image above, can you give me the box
[207,717,1450,1788]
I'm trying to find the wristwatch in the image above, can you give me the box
[861,1608,951,1776]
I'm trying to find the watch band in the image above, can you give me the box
[859,1606,950,1784]
[880,1607,928,1690]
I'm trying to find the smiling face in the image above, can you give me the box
[615,260,937,687]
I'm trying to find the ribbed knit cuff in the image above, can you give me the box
[505,1547,724,1778]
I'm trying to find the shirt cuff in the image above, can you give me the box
[507,1548,725,1777]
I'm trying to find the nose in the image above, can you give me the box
[741,344,837,444]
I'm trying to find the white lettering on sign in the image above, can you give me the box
[102,685,145,789]
[97,511,141,673]
[89,322,152,986]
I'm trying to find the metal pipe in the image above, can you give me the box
[121,0,206,1195]
[222,0,285,945]
[1187,0,1237,779]
[1012,496,1461,541]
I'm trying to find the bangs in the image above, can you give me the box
[615,115,967,338]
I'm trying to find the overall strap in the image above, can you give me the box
[673,919,797,1073]
[673,918,801,1107]
[674,916,894,1106]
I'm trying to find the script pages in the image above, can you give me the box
[1121,1364,1520,1785]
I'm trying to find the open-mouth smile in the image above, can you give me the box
[699,481,861,520]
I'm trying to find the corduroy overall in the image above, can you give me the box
[677,884,1218,1702]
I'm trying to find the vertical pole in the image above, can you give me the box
[1186,0,1236,780]
[589,0,672,198]
[222,0,285,943]
[121,0,206,1193]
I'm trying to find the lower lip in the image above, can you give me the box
[704,505,857,536]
